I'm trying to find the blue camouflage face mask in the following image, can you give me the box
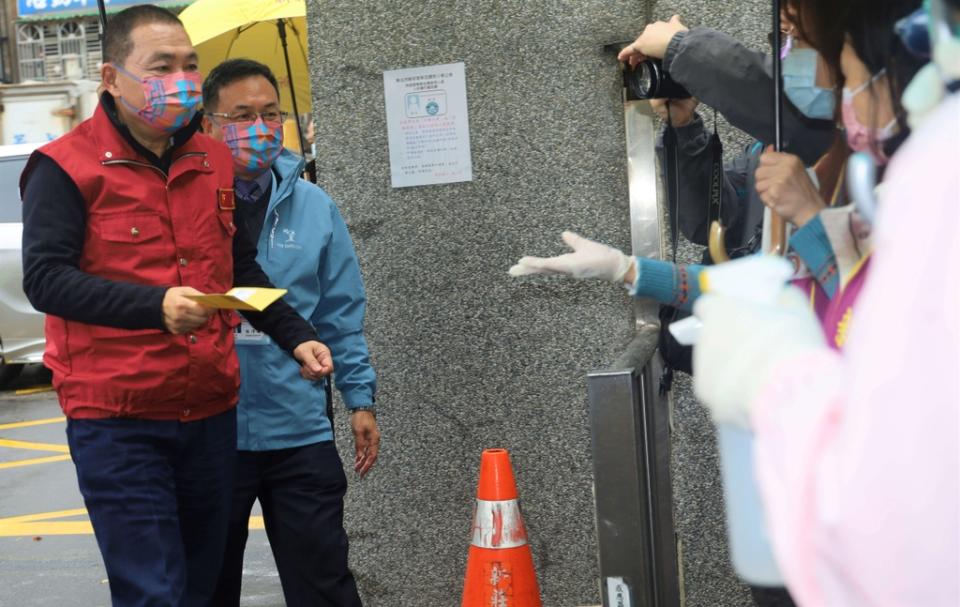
[783,47,836,120]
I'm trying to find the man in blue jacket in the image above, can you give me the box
[202,59,378,607]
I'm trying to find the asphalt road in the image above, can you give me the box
[0,365,286,607]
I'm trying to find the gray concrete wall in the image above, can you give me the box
[307,1,772,605]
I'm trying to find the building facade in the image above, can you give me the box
[3,0,192,84]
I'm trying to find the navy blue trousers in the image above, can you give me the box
[67,408,237,607]
[211,441,362,607]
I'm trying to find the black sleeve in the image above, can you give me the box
[232,217,318,354]
[664,28,835,166]
[21,154,168,330]
[658,115,744,245]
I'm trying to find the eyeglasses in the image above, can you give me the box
[206,110,289,124]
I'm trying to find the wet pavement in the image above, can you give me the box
[0,365,285,607]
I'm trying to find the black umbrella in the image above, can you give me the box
[98,0,108,53]
[772,0,784,151]
[275,18,306,158]
[709,1,788,261]
[769,0,787,254]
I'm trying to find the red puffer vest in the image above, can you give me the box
[26,104,241,421]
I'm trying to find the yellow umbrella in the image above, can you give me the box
[179,0,310,152]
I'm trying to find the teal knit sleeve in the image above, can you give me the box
[631,257,706,312]
[789,216,839,298]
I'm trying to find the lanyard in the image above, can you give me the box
[661,105,724,263]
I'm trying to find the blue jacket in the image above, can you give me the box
[236,150,376,451]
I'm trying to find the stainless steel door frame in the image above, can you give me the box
[589,334,680,607]
[588,98,680,607]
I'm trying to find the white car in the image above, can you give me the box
[0,142,45,386]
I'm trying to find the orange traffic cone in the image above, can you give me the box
[461,449,542,607]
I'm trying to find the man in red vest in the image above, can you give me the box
[19,6,333,605]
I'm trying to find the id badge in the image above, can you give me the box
[235,321,269,346]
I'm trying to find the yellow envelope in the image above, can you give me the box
[184,287,287,312]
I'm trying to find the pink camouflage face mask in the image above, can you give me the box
[113,64,204,135]
[219,117,285,179]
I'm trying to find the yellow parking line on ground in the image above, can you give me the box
[14,385,53,396]
[0,416,65,431]
[0,509,265,537]
[0,454,72,470]
[0,508,88,524]
[0,438,69,454]
[0,508,90,536]
[0,520,93,536]
[0,433,71,469]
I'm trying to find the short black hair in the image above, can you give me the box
[202,59,281,112]
[103,5,184,66]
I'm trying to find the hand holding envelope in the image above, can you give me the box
[162,286,217,335]
[165,287,286,335]
[183,287,288,311]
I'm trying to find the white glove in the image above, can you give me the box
[509,231,636,284]
[693,286,826,428]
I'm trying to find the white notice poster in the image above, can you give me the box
[383,62,473,188]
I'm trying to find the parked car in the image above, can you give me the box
[0,142,45,386]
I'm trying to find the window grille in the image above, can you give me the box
[17,23,45,81]
[58,21,85,79]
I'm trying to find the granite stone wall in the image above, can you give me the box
[306,1,772,605]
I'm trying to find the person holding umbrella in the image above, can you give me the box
[512,1,928,604]
[691,0,960,603]
[620,11,837,260]
[177,0,312,157]
[20,5,334,605]
[201,59,378,607]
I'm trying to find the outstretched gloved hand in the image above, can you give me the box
[509,231,636,285]
[693,286,826,428]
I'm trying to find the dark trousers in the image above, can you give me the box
[67,408,237,607]
[212,441,361,607]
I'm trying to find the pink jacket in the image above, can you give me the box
[750,95,960,606]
